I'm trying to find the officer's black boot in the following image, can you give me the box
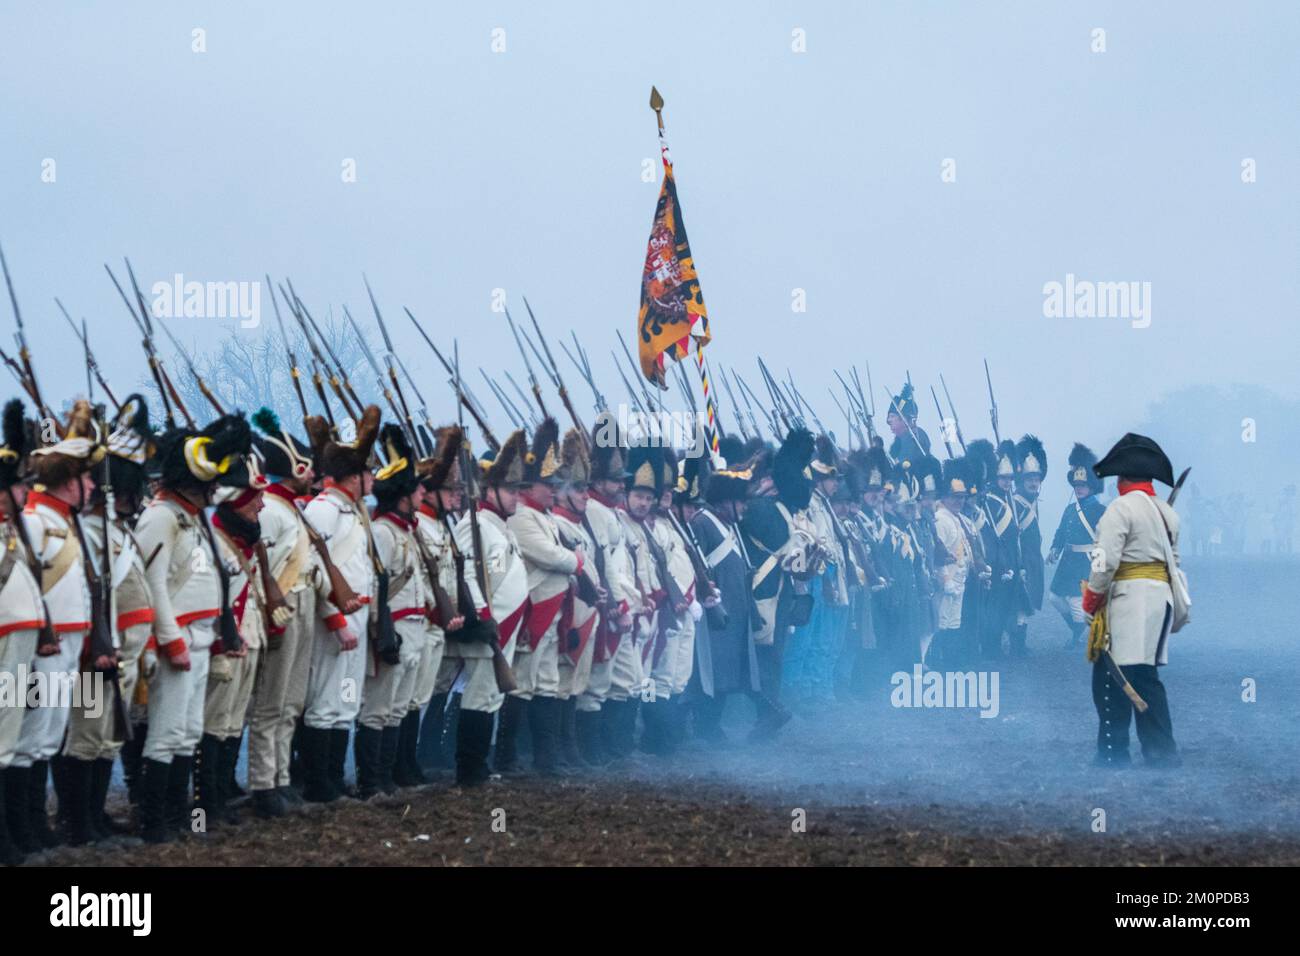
[4,767,37,854]
[165,755,195,835]
[121,723,147,804]
[28,760,60,849]
[454,709,494,788]
[575,707,606,766]
[92,758,129,838]
[353,726,383,800]
[218,736,243,823]
[378,725,400,794]
[557,697,582,769]
[530,696,564,777]
[328,728,352,798]
[138,758,174,844]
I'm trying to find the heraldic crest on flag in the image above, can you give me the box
[638,87,711,389]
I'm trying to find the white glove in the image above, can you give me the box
[688,599,703,622]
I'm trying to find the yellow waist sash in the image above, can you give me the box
[1085,562,1170,661]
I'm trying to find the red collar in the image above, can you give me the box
[417,502,443,520]
[323,478,357,502]
[519,493,548,513]
[265,482,298,505]
[478,499,506,520]
[1118,480,1155,497]
[159,488,202,515]
[375,511,411,531]
[24,490,75,519]
[553,504,583,523]
[589,489,619,509]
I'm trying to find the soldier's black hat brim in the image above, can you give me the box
[1093,433,1174,486]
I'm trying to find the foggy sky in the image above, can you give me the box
[2,1,1297,531]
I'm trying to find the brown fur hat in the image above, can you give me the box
[304,404,381,480]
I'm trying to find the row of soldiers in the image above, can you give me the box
[0,372,1118,864]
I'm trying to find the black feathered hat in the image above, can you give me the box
[809,433,840,480]
[625,444,664,495]
[966,439,997,494]
[914,453,943,500]
[773,427,815,510]
[675,449,710,505]
[1016,434,1046,481]
[482,428,527,488]
[1093,433,1174,487]
[521,417,562,486]
[850,446,891,493]
[995,439,1019,481]
[0,398,31,491]
[156,412,252,491]
[373,423,420,502]
[1067,442,1104,495]
[941,456,972,498]
[888,382,918,422]
[251,407,313,482]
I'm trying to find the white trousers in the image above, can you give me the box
[511,621,560,701]
[0,628,39,768]
[144,620,216,763]
[606,626,644,703]
[304,604,370,731]
[247,587,315,790]
[12,630,84,767]
[204,646,261,739]
[64,621,150,761]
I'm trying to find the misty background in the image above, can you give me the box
[2,1,1297,544]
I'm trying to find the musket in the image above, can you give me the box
[855,363,880,445]
[612,351,648,417]
[504,306,550,420]
[756,357,795,431]
[715,364,750,441]
[481,369,527,430]
[0,345,40,408]
[267,274,312,427]
[105,263,177,429]
[279,285,338,431]
[983,358,1001,447]
[828,387,863,449]
[930,385,954,458]
[502,371,540,430]
[523,297,588,449]
[55,299,120,410]
[154,312,226,415]
[616,331,660,427]
[124,258,194,428]
[0,242,59,427]
[559,333,608,415]
[939,373,968,453]
[362,276,420,445]
[734,369,780,439]
[404,307,500,451]
[288,284,361,421]
[343,304,406,436]
[882,384,926,458]
[453,340,516,694]
[393,353,438,454]
[788,376,826,435]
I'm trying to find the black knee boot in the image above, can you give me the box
[353,726,383,800]
[138,758,174,844]
[378,725,400,794]
[416,693,448,770]
[575,708,607,765]
[600,699,626,759]
[51,754,73,841]
[0,768,27,865]
[193,735,224,827]
[493,695,525,774]
[300,727,337,803]
[165,755,195,834]
[455,709,494,788]
[328,729,352,797]
[4,766,36,854]
[217,737,243,823]
[91,758,128,838]
[62,757,96,846]
[529,696,564,776]
[28,760,60,849]
[557,697,582,768]
[394,710,427,786]
[121,723,147,804]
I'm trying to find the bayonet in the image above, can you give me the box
[56,299,120,410]
[504,306,550,419]
[106,263,175,428]
[403,307,500,451]
[930,384,954,459]
[523,296,588,447]
[983,358,1001,447]
[939,373,967,453]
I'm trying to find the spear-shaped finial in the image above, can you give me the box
[649,85,664,129]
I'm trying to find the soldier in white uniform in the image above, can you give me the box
[300,406,381,802]
[15,400,102,851]
[199,453,274,825]
[247,410,319,818]
[549,429,603,767]
[62,396,155,844]
[617,445,666,756]
[930,458,974,667]
[577,432,636,764]
[1082,433,1187,769]
[1,399,46,865]
[412,425,466,777]
[507,419,583,776]
[134,413,253,843]
[446,429,530,785]
[357,424,431,798]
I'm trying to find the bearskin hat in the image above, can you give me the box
[373,423,420,504]
[482,428,526,488]
[888,382,918,422]
[965,439,998,493]
[251,407,313,482]
[716,435,747,470]
[891,459,919,504]
[773,427,815,511]
[95,394,155,506]
[419,425,464,492]
[27,399,105,489]
[660,445,679,498]
[625,444,664,496]
[1016,434,1046,481]
[155,411,254,492]
[995,439,1019,480]
[519,417,561,486]
[556,428,591,487]
[913,453,943,499]
[0,398,31,491]
[1093,433,1175,487]
[303,404,381,481]
[1066,442,1104,495]
[850,446,891,493]
[675,448,710,505]
[809,433,840,480]
[941,456,972,498]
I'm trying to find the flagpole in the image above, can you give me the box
[651,85,723,461]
